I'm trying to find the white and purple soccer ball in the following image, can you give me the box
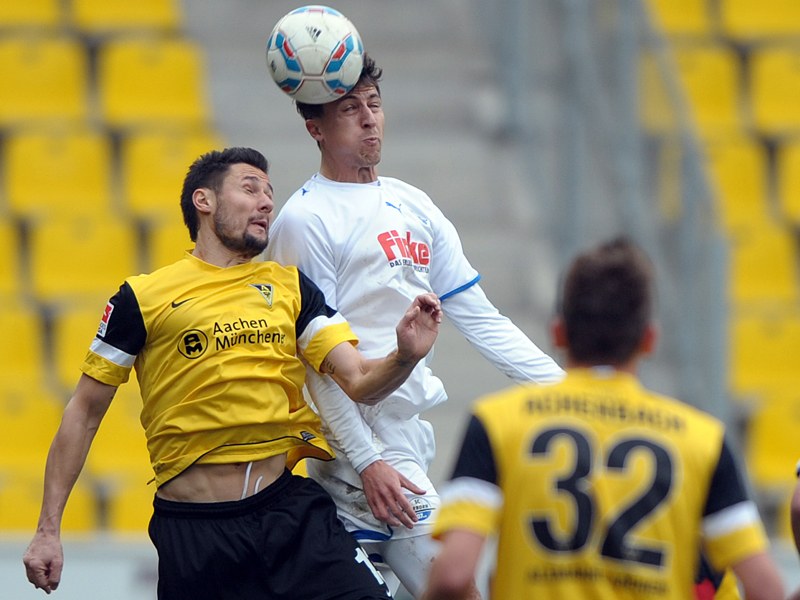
[266,5,364,104]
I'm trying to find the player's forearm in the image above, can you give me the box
[333,350,418,405]
[36,406,98,533]
[36,378,113,533]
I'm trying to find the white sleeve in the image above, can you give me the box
[306,373,382,473]
[443,283,565,384]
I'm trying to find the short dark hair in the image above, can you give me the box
[180,147,269,241]
[558,236,655,365]
[295,53,383,120]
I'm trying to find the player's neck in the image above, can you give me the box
[319,163,378,184]
[192,235,256,268]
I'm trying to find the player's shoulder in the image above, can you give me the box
[380,176,435,202]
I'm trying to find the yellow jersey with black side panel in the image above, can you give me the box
[81,252,358,487]
[434,368,768,600]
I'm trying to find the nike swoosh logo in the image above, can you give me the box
[171,297,196,308]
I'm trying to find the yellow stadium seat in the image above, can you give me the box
[745,389,800,491]
[727,224,799,305]
[105,475,155,532]
[68,0,181,35]
[640,43,742,136]
[0,383,62,470]
[702,136,772,233]
[775,138,800,226]
[146,217,192,271]
[0,34,88,127]
[0,220,21,297]
[87,377,153,531]
[0,298,45,383]
[0,0,61,29]
[97,36,211,131]
[121,128,224,220]
[28,215,139,303]
[645,0,713,37]
[749,45,800,136]
[675,43,743,137]
[729,309,800,396]
[51,301,108,391]
[86,377,149,478]
[0,469,97,532]
[719,0,800,41]
[3,127,114,218]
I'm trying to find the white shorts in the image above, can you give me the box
[306,455,441,543]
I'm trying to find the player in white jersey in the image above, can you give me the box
[265,54,564,598]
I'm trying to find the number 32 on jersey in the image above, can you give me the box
[526,425,676,568]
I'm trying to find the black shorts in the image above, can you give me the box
[149,469,392,600]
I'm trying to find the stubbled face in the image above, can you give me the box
[212,163,274,258]
[315,84,384,170]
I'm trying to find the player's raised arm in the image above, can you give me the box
[322,293,442,405]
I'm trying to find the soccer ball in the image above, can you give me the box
[266,5,364,105]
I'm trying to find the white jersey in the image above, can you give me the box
[266,174,563,540]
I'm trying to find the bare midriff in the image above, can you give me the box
[156,453,287,502]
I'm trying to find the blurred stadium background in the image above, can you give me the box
[1,0,799,598]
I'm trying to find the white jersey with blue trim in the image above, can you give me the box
[267,173,476,419]
[266,173,563,533]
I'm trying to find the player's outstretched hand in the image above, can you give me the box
[23,532,63,594]
[361,460,427,529]
[395,293,442,363]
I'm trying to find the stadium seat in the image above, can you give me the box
[644,0,713,38]
[0,0,61,29]
[729,308,800,396]
[749,44,800,136]
[675,43,743,137]
[0,383,62,471]
[0,469,97,532]
[97,36,211,131]
[28,215,139,303]
[51,301,109,392]
[745,389,800,491]
[719,0,800,41]
[0,34,88,127]
[104,474,155,532]
[68,0,182,36]
[0,298,45,384]
[3,126,114,218]
[727,223,799,305]
[121,128,224,220]
[775,138,800,226]
[87,377,153,532]
[0,220,21,297]
[146,217,192,271]
[702,136,772,233]
[640,43,742,137]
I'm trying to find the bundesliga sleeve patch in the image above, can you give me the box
[98,301,114,337]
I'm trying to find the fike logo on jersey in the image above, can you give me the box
[377,229,431,272]
[98,302,114,337]
[251,283,274,306]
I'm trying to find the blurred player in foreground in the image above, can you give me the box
[423,237,784,600]
[265,53,563,598]
[23,147,443,599]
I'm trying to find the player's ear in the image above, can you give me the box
[193,187,213,215]
[639,322,658,356]
[550,316,567,350]
[305,118,323,142]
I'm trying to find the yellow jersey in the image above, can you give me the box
[434,368,768,599]
[81,252,358,486]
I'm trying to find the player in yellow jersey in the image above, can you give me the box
[23,147,443,600]
[423,237,784,600]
